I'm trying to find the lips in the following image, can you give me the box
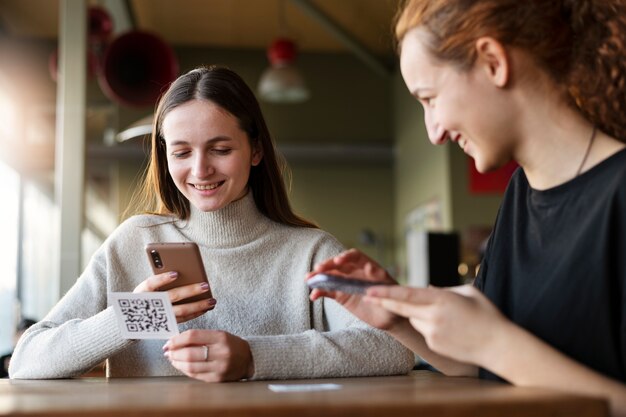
[192,181,225,190]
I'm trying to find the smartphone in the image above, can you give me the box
[307,273,389,295]
[145,242,212,305]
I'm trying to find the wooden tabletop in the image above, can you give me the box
[0,371,608,417]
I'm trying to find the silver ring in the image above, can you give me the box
[203,345,209,361]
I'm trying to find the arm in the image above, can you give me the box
[244,297,416,380]
[164,291,415,382]
[9,248,134,378]
[488,321,626,417]
[10,232,215,379]
[368,284,626,417]
[308,248,476,377]
[385,319,477,377]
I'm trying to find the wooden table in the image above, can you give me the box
[0,371,608,417]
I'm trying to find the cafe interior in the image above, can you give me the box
[0,0,506,346]
[2,1,593,416]
[0,0,607,417]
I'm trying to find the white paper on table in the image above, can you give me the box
[268,383,343,393]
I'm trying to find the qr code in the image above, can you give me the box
[118,298,173,333]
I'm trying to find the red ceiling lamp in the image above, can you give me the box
[257,2,309,103]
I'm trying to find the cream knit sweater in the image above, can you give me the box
[10,193,414,380]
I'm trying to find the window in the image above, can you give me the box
[0,160,19,354]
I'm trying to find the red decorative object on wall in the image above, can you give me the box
[468,157,518,194]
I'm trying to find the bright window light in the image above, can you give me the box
[0,160,19,354]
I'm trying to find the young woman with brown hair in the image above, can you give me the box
[10,66,414,382]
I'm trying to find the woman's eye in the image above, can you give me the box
[213,148,232,155]
[172,151,190,158]
[420,97,434,107]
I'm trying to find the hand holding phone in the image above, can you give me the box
[145,242,213,305]
[307,273,390,295]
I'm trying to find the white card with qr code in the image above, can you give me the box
[110,292,179,339]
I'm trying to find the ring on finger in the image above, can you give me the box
[202,345,209,361]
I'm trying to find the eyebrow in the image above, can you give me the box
[167,136,233,147]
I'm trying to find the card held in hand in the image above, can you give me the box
[110,292,179,339]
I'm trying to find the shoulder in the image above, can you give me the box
[267,222,345,258]
[101,213,178,250]
[582,147,626,205]
[116,213,176,231]
[273,222,343,245]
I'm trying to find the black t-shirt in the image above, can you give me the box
[475,148,626,383]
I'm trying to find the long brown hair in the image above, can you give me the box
[394,0,626,142]
[133,65,317,228]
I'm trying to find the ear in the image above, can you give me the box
[475,37,510,88]
[251,142,263,166]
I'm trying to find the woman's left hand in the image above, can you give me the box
[163,329,254,382]
[365,284,510,367]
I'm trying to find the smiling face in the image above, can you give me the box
[161,99,263,212]
[399,28,516,173]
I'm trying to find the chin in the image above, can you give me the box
[191,199,226,212]
[473,157,498,174]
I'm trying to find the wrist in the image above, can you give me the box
[475,316,516,369]
[245,343,255,379]
[385,317,413,338]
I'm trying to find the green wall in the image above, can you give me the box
[289,162,395,267]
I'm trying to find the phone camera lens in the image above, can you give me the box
[150,250,163,269]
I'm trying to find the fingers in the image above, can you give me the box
[164,344,209,363]
[168,282,212,304]
[172,297,216,323]
[165,330,252,382]
[133,271,178,293]
[366,285,438,304]
[166,329,221,351]
[368,297,427,320]
[309,288,331,301]
[166,345,229,383]
[446,284,478,297]
[309,249,370,275]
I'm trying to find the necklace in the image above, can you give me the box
[575,126,597,177]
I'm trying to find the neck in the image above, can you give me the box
[514,99,623,190]
[179,192,270,248]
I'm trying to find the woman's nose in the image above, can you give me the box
[424,109,449,145]
[191,154,215,178]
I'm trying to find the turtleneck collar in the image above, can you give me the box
[178,191,270,248]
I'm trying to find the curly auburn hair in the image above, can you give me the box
[395,0,626,142]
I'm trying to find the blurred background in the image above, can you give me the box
[0,0,509,355]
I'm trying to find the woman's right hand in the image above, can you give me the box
[307,249,405,330]
[133,271,216,323]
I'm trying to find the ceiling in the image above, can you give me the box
[0,0,400,56]
[0,0,402,175]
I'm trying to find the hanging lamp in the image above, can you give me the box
[257,0,309,104]
[258,37,310,103]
